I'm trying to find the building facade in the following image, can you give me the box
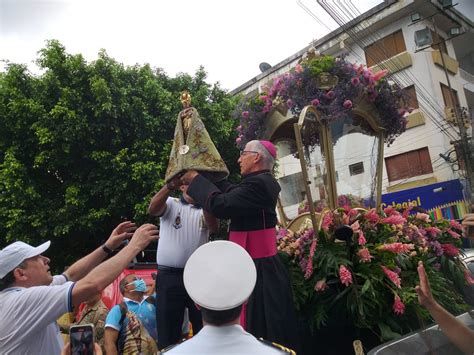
[231,0,473,221]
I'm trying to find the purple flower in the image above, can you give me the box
[351,77,360,86]
[325,90,335,100]
[343,100,353,109]
[286,99,294,108]
[311,98,320,106]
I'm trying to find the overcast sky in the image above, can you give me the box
[0,0,382,91]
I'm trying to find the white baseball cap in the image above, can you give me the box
[0,241,51,278]
[183,240,256,311]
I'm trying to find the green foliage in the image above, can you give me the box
[278,208,470,344]
[0,40,239,270]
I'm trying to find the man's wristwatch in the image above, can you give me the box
[102,244,114,254]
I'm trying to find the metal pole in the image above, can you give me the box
[432,17,473,211]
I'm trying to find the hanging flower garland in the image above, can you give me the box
[233,53,412,149]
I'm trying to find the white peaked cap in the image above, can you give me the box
[183,241,257,311]
[0,241,51,278]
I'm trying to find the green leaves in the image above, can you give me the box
[0,41,238,271]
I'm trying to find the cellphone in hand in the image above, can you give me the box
[70,324,95,355]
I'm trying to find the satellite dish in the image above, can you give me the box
[259,62,272,73]
[414,27,433,47]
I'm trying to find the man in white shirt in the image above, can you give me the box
[162,241,294,354]
[0,221,159,355]
[148,179,218,349]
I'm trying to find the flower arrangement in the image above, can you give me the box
[234,53,411,149]
[277,206,469,341]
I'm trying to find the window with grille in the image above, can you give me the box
[349,162,364,176]
[385,147,433,182]
[364,30,406,67]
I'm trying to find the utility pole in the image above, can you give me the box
[431,16,474,212]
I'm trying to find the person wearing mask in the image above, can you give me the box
[0,222,159,355]
[104,274,158,354]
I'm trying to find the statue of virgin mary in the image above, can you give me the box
[164,91,229,183]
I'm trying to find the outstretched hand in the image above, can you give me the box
[462,213,474,238]
[105,221,137,250]
[128,223,159,250]
[415,261,437,310]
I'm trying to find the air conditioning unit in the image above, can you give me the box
[444,106,456,123]
[464,118,471,128]
[414,27,433,47]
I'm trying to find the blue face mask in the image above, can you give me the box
[128,278,147,293]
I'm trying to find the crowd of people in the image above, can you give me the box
[1,139,474,354]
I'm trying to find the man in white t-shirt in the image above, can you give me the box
[0,221,159,355]
[148,179,218,349]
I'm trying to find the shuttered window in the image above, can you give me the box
[404,85,419,109]
[440,83,460,109]
[385,147,433,182]
[365,30,406,67]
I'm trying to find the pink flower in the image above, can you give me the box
[446,229,461,239]
[415,213,431,223]
[236,137,242,144]
[383,206,397,216]
[447,229,461,239]
[393,294,405,315]
[351,77,360,86]
[357,247,373,263]
[343,100,353,109]
[441,243,459,257]
[358,231,367,246]
[348,209,358,217]
[365,209,379,223]
[286,99,294,108]
[351,220,360,233]
[236,125,242,132]
[295,64,304,73]
[321,213,333,231]
[311,98,320,106]
[373,69,389,81]
[381,215,407,225]
[325,90,335,100]
[379,242,414,254]
[276,228,287,240]
[381,265,401,288]
[304,238,318,279]
[426,226,442,238]
[450,219,462,230]
[339,265,353,287]
[241,111,249,119]
[314,279,328,292]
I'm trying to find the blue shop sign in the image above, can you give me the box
[381,179,468,220]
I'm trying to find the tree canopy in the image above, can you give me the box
[0,40,239,269]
